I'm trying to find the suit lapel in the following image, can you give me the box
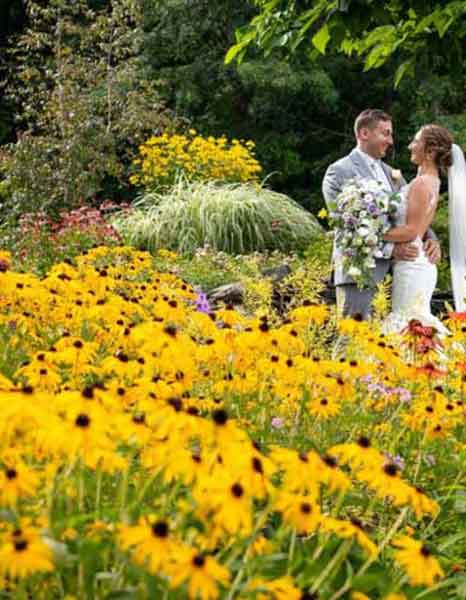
[349,149,373,180]
[381,161,395,191]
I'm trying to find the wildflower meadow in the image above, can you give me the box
[0,244,465,599]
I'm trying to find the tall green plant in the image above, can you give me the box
[113,179,322,255]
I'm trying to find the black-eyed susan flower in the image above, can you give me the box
[329,437,384,471]
[0,527,53,578]
[274,491,321,534]
[392,535,444,587]
[308,396,340,419]
[0,462,39,507]
[408,486,439,519]
[247,575,302,600]
[119,518,174,573]
[321,517,377,558]
[168,546,230,600]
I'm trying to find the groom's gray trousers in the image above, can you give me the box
[335,259,391,320]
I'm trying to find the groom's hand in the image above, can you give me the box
[423,239,441,264]
[392,242,419,262]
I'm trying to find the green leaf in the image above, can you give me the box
[312,24,331,54]
[394,59,414,88]
[104,592,138,600]
[364,43,390,70]
[225,42,248,65]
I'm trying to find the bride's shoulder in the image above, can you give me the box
[408,174,438,191]
[407,175,440,205]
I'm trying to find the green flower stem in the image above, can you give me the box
[423,468,465,537]
[310,538,353,594]
[287,528,297,574]
[225,504,271,599]
[78,459,85,513]
[329,506,409,600]
[95,462,102,518]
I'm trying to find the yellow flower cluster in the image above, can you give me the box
[0,245,461,596]
[130,130,262,189]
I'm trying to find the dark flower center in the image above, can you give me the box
[82,386,94,399]
[14,539,28,552]
[252,457,263,474]
[383,463,398,477]
[300,502,312,514]
[5,468,17,480]
[75,413,91,428]
[212,409,228,425]
[299,452,309,463]
[151,521,169,538]
[192,554,205,568]
[357,436,371,448]
[420,545,431,557]
[322,455,337,468]
[231,483,244,498]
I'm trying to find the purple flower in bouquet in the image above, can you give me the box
[328,177,401,288]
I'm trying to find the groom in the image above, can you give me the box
[322,108,441,319]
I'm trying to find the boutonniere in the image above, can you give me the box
[391,168,402,182]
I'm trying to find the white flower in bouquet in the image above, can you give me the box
[348,266,362,278]
[328,177,400,289]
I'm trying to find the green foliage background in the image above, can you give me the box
[1,0,466,290]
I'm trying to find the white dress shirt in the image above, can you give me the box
[356,147,392,192]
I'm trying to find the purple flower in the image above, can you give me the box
[384,453,405,470]
[271,417,284,429]
[195,292,212,315]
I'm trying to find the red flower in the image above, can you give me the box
[448,312,466,321]
[403,319,437,338]
[416,362,446,377]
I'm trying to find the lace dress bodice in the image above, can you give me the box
[382,175,447,335]
[395,177,440,260]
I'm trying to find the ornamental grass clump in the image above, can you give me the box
[113,179,322,254]
[130,131,262,190]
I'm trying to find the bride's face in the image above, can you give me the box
[408,130,424,165]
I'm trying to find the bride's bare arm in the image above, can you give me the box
[383,178,433,243]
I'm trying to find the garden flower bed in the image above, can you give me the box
[0,245,465,599]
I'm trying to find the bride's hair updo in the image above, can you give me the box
[420,124,454,172]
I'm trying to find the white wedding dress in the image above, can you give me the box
[382,177,449,335]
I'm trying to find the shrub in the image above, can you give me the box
[113,179,322,255]
[0,0,174,217]
[0,203,121,275]
[130,131,262,190]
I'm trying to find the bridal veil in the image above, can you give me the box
[448,144,466,312]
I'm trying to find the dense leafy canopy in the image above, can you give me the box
[227,0,466,86]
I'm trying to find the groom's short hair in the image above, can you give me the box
[354,109,392,136]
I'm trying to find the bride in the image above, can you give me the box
[382,124,466,334]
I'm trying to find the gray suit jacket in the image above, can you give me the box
[322,148,435,286]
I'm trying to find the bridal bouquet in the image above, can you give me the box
[328,177,400,289]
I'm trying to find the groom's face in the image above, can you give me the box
[359,119,393,160]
